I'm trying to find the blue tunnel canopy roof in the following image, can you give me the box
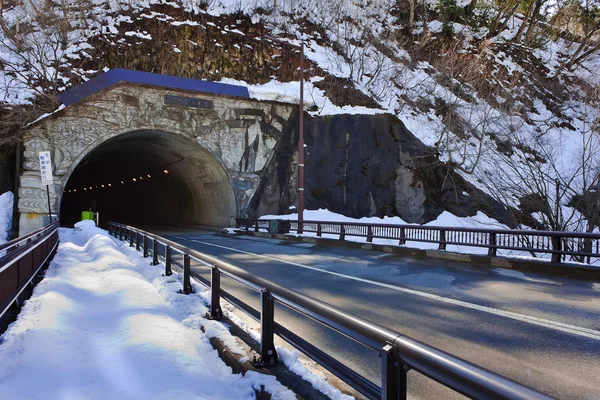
[58,69,250,106]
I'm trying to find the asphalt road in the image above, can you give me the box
[151,228,600,400]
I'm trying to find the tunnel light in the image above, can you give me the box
[73,189,76,192]
[121,181,124,184]
[147,174,151,178]
[96,186,99,188]
[84,188,87,191]
[133,178,137,182]
[89,187,93,190]
[163,169,169,174]
[108,183,112,187]
[139,176,143,180]
[101,185,105,188]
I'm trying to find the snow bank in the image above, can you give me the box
[256,208,563,259]
[0,192,14,244]
[261,208,506,230]
[0,222,296,400]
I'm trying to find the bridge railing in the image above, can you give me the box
[235,218,600,264]
[0,220,59,319]
[108,221,551,400]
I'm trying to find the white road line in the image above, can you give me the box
[182,237,600,341]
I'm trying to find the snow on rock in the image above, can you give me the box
[0,223,296,400]
[219,78,386,116]
[0,192,14,244]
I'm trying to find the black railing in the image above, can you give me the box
[0,220,59,319]
[235,218,600,264]
[108,222,551,400]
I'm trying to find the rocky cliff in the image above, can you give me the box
[251,112,511,224]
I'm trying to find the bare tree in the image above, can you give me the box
[0,0,92,144]
[476,86,600,239]
[555,0,600,70]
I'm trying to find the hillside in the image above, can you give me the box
[0,0,599,234]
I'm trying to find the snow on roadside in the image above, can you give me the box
[250,208,596,263]
[258,208,508,255]
[0,191,14,244]
[261,208,507,230]
[0,220,296,400]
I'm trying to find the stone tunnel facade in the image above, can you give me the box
[19,83,295,234]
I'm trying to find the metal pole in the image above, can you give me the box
[165,245,172,276]
[382,343,407,400]
[152,239,159,266]
[256,289,278,367]
[182,253,192,294]
[143,235,148,258]
[298,40,305,234]
[208,266,222,320]
[46,185,52,223]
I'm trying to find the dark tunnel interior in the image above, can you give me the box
[60,130,237,229]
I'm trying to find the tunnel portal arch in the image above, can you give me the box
[17,74,295,235]
[59,130,239,229]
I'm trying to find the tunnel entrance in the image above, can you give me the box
[60,130,237,229]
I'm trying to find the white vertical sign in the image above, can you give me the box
[39,151,54,185]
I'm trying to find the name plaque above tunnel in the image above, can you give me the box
[164,94,213,109]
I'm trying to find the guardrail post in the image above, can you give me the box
[206,266,223,320]
[551,235,562,263]
[129,229,134,247]
[382,344,407,400]
[152,239,159,266]
[340,224,345,241]
[254,220,259,232]
[438,230,447,251]
[584,238,592,264]
[181,253,193,294]
[367,225,373,243]
[165,245,172,276]
[488,232,497,257]
[317,223,322,237]
[143,235,149,258]
[255,289,278,367]
[119,226,124,241]
[136,232,141,251]
[399,228,406,245]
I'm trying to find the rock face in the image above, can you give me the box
[250,113,509,224]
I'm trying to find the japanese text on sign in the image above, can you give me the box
[39,151,54,185]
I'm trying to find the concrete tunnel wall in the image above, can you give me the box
[59,130,238,229]
[18,83,294,235]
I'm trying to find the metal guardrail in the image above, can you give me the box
[0,220,60,319]
[235,218,600,264]
[108,222,552,400]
